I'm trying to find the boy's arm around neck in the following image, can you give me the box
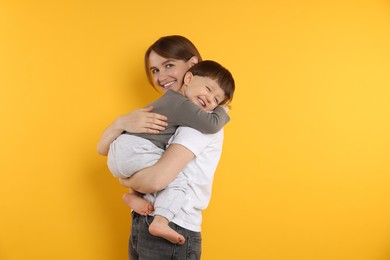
[172,98,230,134]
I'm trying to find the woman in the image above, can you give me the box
[97,35,227,259]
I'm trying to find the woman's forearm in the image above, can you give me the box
[120,144,195,193]
[97,118,124,156]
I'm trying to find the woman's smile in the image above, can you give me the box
[160,80,176,90]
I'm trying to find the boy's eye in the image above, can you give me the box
[214,98,219,104]
[206,86,211,92]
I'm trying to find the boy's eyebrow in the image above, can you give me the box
[211,87,226,102]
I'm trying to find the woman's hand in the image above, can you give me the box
[118,177,131,187]
[97,106,168,156]
[119,106,168,134]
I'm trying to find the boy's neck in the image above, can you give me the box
[177,85,186,97]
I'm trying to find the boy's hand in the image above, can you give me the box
[220,104,230,113]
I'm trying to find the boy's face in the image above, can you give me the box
[181,72,226,112]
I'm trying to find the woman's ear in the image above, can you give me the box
[188,56,199,67]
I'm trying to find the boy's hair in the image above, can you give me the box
[145,35,203,88]
[188,60,235,105]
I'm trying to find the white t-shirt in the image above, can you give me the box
[166,126,224,232]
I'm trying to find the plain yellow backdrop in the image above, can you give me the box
[1,0,390,259]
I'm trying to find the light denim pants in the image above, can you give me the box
[129,212,202,260]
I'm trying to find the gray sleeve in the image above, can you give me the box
[170,98,230,134]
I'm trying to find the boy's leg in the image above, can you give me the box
[153,172,188,220]
[146,173,188,244]
[107,135,163,178]
[149,215,185,244]
[122,189,153,216]
[130,212,202,260]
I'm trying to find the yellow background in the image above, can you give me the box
[1,0,390,259]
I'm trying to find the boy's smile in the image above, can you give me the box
[180,73,226,112]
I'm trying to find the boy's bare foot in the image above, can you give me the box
[122,192,154,216]
[149,215,185,244]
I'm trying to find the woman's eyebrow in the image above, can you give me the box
[150,59,174,70]
[161,59,175,65]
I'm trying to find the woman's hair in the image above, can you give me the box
[144,35,203,87]
[188,60,235,105]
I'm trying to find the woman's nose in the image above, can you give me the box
[157,71,167,82]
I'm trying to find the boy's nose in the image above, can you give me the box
[205,95,213,106]
[207,93,213,103]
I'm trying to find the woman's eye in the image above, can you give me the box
[166,64,174,69]
[151,68,158,74]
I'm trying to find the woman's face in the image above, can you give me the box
[148,51,198,92]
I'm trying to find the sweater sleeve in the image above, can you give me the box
[171,97,230,134]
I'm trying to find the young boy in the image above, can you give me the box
[107,60,235,244]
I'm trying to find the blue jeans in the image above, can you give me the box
[129,212,202,260]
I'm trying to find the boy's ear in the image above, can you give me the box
[184,71,193,84]
[188,56,199,67]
